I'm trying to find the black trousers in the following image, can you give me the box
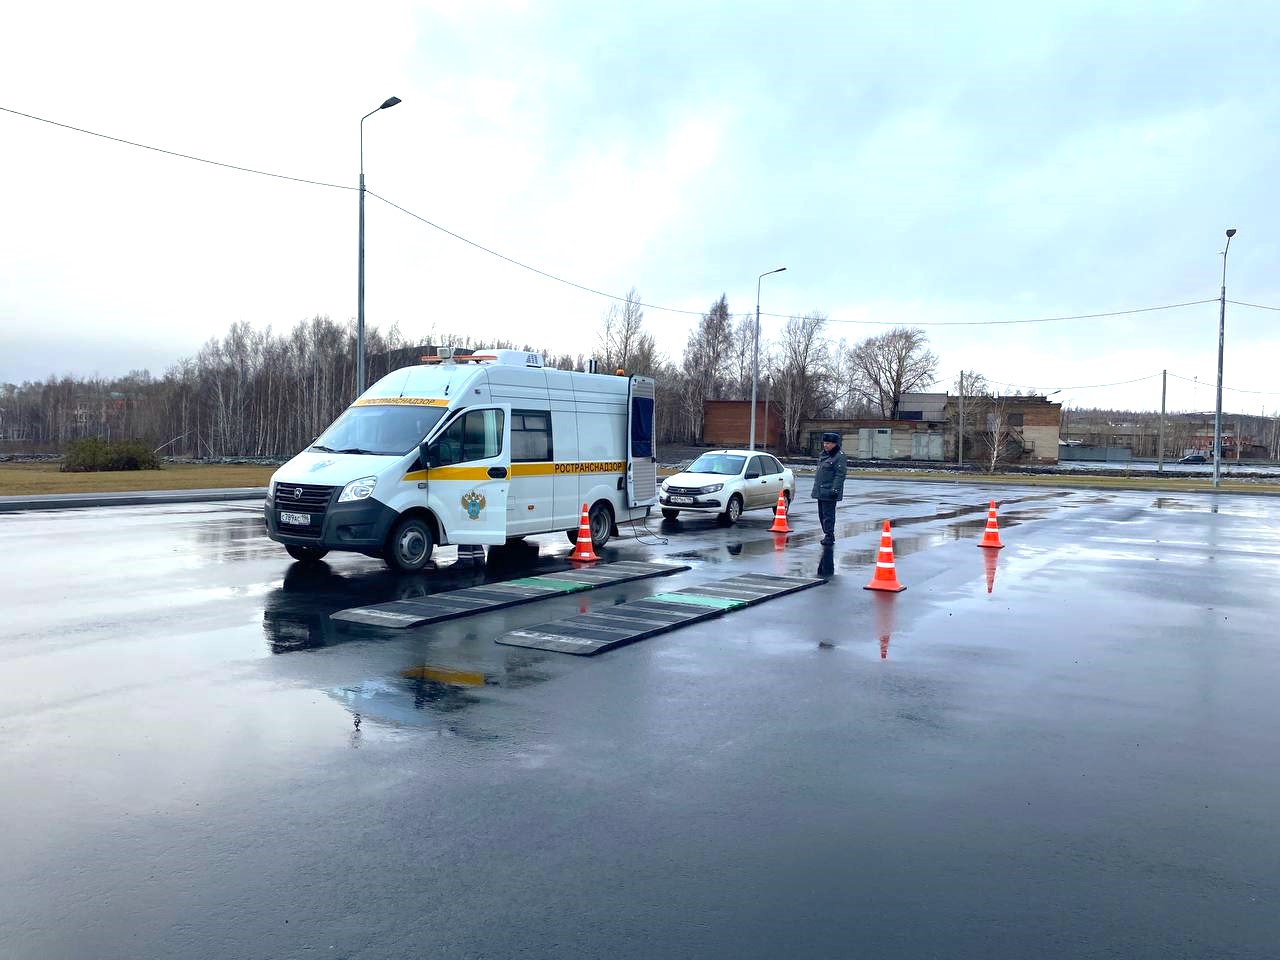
[817,499,836,539]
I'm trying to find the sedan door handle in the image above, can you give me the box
[488,466,508,479]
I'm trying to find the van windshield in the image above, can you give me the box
[687,453,746,475]
[312,405,447,456]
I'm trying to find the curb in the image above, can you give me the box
[0,487,268,513]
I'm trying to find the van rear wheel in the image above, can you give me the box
[385,516,434,572]
[565,502,613,549]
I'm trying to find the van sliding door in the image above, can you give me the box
[627,377,657,507]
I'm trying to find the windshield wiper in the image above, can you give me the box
[310,444,336,452]
[335,447,376,455]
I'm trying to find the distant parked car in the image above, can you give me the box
[659,450,795,525]
[1178,454,1208,464]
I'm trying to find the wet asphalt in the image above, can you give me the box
[2,483,1279,959]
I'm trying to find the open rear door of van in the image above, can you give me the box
[627,376,658,508]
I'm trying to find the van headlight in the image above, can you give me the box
[338,476,378,502]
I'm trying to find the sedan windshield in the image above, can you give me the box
[313,405,447,457]
[687,453,746,475]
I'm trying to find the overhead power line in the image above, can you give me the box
[988,373,1162,392]
[816,299,1218,327]
[1168,372,1280,396]
[1228,299,1280,312]
[371,191,1222,329]
[0,105,353,191]
[367,190,709,316]
[5,104,1276,329]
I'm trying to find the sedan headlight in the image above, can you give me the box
[338,475,378,502]
[697,483,724,495]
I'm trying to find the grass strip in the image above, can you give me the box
[0,463,275,496]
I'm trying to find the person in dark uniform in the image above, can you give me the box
[811,432,847,545]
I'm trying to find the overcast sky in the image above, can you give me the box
[2,0,1277,414]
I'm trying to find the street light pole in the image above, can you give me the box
[1213,228,1236,488]
[357,95,402,396]
[749,266,786,450]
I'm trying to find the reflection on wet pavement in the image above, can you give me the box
[261,540,600,653]
[873,592,896,660]
[983,548,1000,595]
[258,486,1076,735]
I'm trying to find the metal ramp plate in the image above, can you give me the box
[495,573,827,656]
[330,560,689,628]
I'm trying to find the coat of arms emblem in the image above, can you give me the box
[461,490,487,519]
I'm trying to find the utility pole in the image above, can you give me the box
[357,95,402,397]
[957,376,965,467]
[1157,369,1166,472]
[749,267,786,451]
[1214,228,1237,488]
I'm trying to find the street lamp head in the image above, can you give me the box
[1225,228,1237,238]
[380,96,402,110]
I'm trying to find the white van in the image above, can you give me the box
[264,350,658,571]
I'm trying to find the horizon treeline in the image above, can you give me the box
[3,305,1276,458]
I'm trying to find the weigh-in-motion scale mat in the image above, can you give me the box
[329,560,690,628]
[496,572,827,656]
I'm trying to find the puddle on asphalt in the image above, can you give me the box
[665,503,1050,569]
[194,516,283,563]
[263,491,1057,734]
[261,540,600,653]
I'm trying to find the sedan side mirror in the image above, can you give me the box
[745,471,760,480]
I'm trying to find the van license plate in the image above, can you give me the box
[280,511,311,526]
[670,496,693,505]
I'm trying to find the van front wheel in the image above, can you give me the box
[385,516,434,572]
[285,545,328,563]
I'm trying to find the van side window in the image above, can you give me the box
[511,410,552,462]
[431,409,504,466]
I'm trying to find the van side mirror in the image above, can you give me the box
[419,440,435,469]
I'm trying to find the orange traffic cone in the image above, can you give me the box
[570,502,599,562]
[768,491,791,533]
[977,499,1005,549]
[864,520,906,592]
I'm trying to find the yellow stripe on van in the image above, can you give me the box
[402,466,492,482]
[401,460,625,483]
[353,397,449,407]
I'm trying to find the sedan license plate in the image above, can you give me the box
[669,496,694,505]
[280,511,312,526]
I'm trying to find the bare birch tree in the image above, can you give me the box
[845,326,939,417]
[773,312,834,451]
